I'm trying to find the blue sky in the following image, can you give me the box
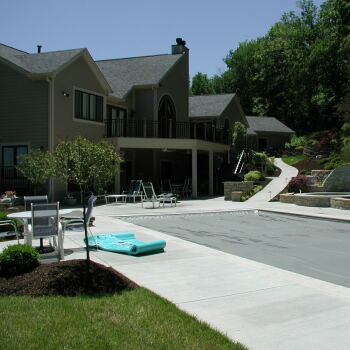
[1,0,326,79]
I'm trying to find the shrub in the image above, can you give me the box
[299,169,311,175]
[295,145,304,151]
[241,185,263,201]
[244,170,265,182]
[341,122,350,137]
[252,152,268,166]
[0,244,40,277]
[320,153,347,170]
[343,137,350,145]
[288,175,309,193]
[290,135,308,147]
[342,143,350,162]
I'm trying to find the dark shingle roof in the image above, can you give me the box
[96,54,182,98]
[0,43,84,74]
[246,116,294,134]
[189,94,236,118]
[0,44,29,71]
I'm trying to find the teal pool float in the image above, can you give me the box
[85,232,166,255]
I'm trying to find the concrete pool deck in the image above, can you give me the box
[2,198,350,350]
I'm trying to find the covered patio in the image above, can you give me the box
[109,137,230,198]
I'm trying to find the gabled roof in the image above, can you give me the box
[0,43,84,74]
[96,54,182,99]
[246,116,294,134]
[189,94,236,118]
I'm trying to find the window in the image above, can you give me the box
[1,145,28,178]
[75,90,103,122]
[107,105,127,137]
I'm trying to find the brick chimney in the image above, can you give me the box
[172,38,188,54]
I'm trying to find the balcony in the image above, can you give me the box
[105,119,231,145]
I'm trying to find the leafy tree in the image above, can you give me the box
[17,149,55,194]
[232,122,247,152]
[191,72,214,95]
[54,136,122,260]
[205,0,350,134]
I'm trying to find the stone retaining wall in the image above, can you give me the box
[280,193,330,207]
[310,170,332,185]
[223,181,254,201]
[330,198,350,210]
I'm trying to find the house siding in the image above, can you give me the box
[53,55,108,200]
[158,52,189,123]
[0,62,49,163]
[134,89,154,120]
[53,55,107,145]
[219,96,248,127]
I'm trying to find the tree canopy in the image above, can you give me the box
[190,0,350,134]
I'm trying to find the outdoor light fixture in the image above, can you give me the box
[62,91,70,97]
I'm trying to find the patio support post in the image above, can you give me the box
[209,150,213,196]
[115,147,121,194]
[191,148,197,198]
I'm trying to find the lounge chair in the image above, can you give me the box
[28,202,64,260]
[141,182,176,208]
[122,179,143,202]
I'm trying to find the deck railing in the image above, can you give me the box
[105,119,231,145]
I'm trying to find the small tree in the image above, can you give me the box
[54,136,122,260]
[232,122,247,153]
[16,149,55,194]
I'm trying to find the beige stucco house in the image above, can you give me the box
[0,39,293,199]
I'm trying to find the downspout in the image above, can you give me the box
[46,76,55,200]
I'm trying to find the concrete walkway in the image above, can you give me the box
[64,203,350,350]
[246,158,298,203]
[2,197,350,349]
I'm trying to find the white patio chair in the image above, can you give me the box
[141,182,176,208]
[0,220,19,243]
[122,179,143,202]
[28,202,64,260]
[61,193,96,232]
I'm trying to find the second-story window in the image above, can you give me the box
[75,90,103,122]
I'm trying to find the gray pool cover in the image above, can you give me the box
[120,211,350,287]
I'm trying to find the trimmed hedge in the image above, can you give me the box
[0,244,40,277]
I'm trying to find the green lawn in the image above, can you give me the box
[281,155,308,165]
[0,288,247,350]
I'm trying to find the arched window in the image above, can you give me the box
[158,95,176,138]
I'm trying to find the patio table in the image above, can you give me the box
[8,208,80,246]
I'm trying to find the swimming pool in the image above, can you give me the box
[120,210,350,287]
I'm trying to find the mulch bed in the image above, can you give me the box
[0,259,138,297]
[293,158,324,172]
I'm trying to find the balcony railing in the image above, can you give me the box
[105,119,231,145]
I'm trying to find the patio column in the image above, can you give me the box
[192,148,197,198]
[209,150,213,196]
[115,170,121,194]
[115,147,121,194]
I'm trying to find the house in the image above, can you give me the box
[246,116,294,151]
[0,39,293,199]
